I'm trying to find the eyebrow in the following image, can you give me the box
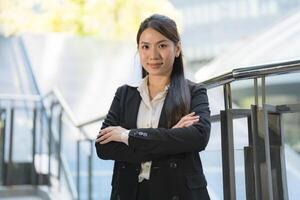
[140,39,169,45]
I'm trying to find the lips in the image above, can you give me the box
[148,63,163,68]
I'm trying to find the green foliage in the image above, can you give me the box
[0,0,181,40]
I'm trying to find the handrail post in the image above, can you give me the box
[88,140,93,200]
[224,83,232,109]
[254,78,259,105]
[261,77,266,105]
[0,109,6,185]
[48,101,55,186]
[244,116,255,200]
[38,107,44,185]
[254,77,266,107]
[221,83,236,200]
[57,108,63,184]
[6,107,15,186]
[77,140,81,200]
[251,105,275,200]
[220,110,236,200]
[31,107,37,185]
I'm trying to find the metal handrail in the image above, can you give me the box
[1,36,86,199]
[0,91,83,199]
[43,89,96,129]
[50,89,79,128]
[0,89,94,140]
[202,59,300,89]
[74,59,300,128]
[43,89,92,139]
[77,115,106,128]
[3,59,299,130]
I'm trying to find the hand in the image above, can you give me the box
[96,126,128,144]
[172,112,200,128]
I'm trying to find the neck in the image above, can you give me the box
[147,75,170,100]
[148,75,170,90]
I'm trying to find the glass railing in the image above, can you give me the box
[2,34,300,200]
[81,59,300,200]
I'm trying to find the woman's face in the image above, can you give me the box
[138,28,180,78]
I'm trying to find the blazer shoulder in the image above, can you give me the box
[186,79,207,94]
[116,84,138,94]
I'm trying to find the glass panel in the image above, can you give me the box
[234,149,246,200]
[12,108,33,162]
[202,150,223,200]
[282,113,300,199]
[92,152,114,200]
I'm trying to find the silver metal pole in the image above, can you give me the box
[220,110,236,200]
[261,77,266,105]
[48,102,54,185]
[224,83,232,109]
[7,108,14,185]
[88,140,93,200]
[31,108,37,185]
[77,141,80,200]
[254,78,259,106]
[57,109,63,183]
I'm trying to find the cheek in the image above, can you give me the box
[163,51,176,63]
[139,53,146,65]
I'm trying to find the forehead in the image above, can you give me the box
[139,28,171,43]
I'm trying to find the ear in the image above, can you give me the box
[175,42,181,57]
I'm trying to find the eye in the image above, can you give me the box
[159,43,168,48]
[140,44,149,50]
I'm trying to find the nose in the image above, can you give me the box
[149,47,160,60]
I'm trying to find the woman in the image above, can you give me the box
[96,14,211,200]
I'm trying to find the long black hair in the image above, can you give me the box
[136,14,191,128]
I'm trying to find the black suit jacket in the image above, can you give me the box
[95,80,211,200]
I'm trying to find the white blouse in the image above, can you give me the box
[121,76,168,182]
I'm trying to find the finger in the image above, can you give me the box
[175,121,188,128]
[179,116,199,125]
[182,113,198,121]
[100,127,115,136]
[184,121,194,127]
[182,119,199,127]
[101,126,115,134]
[188,118,200,124]
[184,116,199,121]
[100,137,112,144]
[97,132,112,143]
[97,129,103,138]
[186,112,195,117]
[173,113,198,128]
[183,120,196,127]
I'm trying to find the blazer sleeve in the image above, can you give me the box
[128,84,211,155]
[95,86,161,163]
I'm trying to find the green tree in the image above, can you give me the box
[0,0,181,40]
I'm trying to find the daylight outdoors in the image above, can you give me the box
[1,0,300,199]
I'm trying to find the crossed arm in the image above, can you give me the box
[96,112,199,145]
[95,85,210,163]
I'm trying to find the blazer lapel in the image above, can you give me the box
[124,86,169,129]
[125,88,141,129]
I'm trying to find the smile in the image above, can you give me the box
[148,63,163,68]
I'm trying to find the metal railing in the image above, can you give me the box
[1,58,299,200]
[203,59,300,200]
[0,90,94,199]
[71,59,300,200]
[0,34,100,199]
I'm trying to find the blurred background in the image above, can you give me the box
[0,0,300,199]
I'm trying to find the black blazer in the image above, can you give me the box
[95,80,211,200]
